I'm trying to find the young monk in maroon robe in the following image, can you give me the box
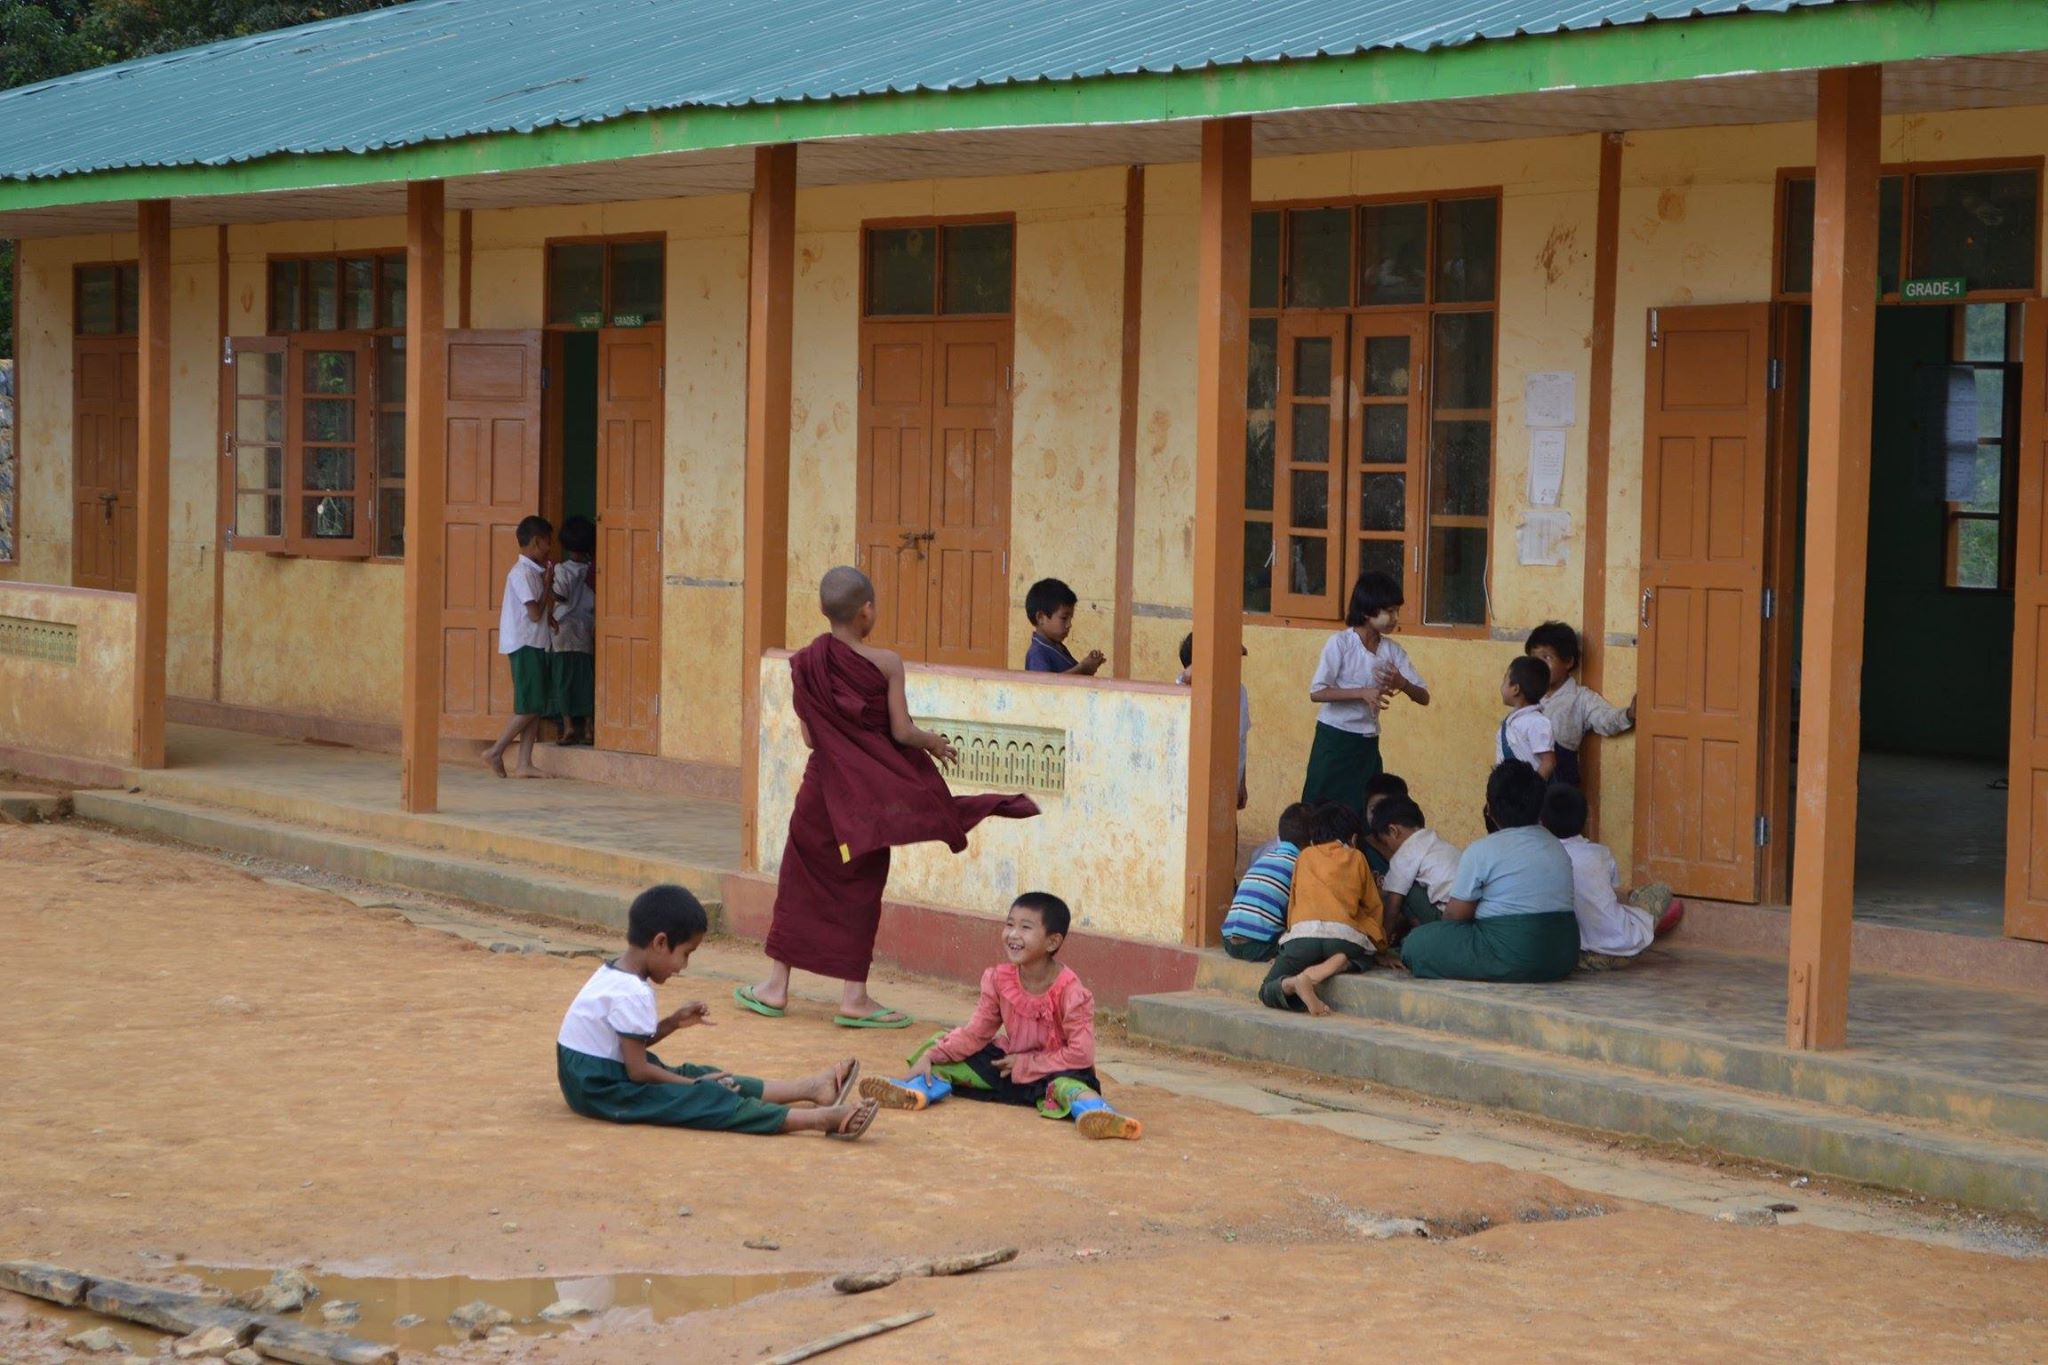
[738,566,1039,1028]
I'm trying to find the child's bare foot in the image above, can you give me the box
[824,1098,879,1141]
[804,1057,860,1107]
[483,750,507,777]
[511,764,549,779]
[1288,973,1331,1016]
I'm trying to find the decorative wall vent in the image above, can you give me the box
[0,616,79,665]
[915,718,1067,795]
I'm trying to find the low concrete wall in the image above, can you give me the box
[0,583,135,766]
[756,650,1191,943]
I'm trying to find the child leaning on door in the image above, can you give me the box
[550,515,597,747]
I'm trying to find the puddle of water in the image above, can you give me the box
[11,1269,818,1355]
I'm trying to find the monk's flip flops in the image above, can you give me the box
[827,1097,881,1142]
[732,985,786,1018]
[833,1007,913,1030]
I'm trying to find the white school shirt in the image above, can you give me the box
[1310,631,1426,737]
[1379,827,1463,909]
[556,961,660,1062]
[1541,677,1633,752]
[1178,670,1252,784]
[498,555,550,654]
[1561,835,1655,956]
[1498,705,1555,766]
[550,559,596,655]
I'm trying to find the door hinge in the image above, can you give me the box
[1768,357,1784,391]
[1756,815,1771,847]
[224,527,236,549]
[653,695,661,717]
[540,365,550,390]
[1648,309,1661,350]
[1004,365,1012,392]
[657,366,665,391]
[222,431,233,458]
[1763,587,1776,620]
[855,544,864,567]
[856,364,863,392]
[1000,549,1008,578]
[222,337,234,366]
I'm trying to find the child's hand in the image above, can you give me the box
[1083,649,1106,670]
[992,1054,1019,1078]
[908,1055,934,1081]
[929,734,960,768]
[664,1001,712,1030]
[1358,685,1388,711]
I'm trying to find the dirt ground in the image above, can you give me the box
[5,821,2048,1363]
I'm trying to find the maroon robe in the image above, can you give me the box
[766,633,1039,979]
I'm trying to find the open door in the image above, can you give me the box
[439,330,544,739]
[1633,304,1775,901]
[595,326,663,755]
[72,337,138,592]
[2005,301,2048,941]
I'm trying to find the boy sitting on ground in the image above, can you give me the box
[861,893,1141,1140]
[1221,802,1313,963]
[1539,784,1684,969]
[1369,796,1462,943]
[1023,578,1105,675]
[557,884,878,1139]
[1259,803,1386,1016]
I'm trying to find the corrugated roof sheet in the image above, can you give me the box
[0,0,1850,182]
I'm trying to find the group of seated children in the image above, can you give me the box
[557,884,1142,1142]
[484,513,600,777]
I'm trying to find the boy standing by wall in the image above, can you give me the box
[549,515,597,747]
[484,515,553,778]
[1024,578,1105,675]
[1525,622,1634,789]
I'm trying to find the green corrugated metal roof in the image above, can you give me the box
[0,0,1857,184]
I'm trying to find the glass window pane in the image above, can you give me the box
[1912,169,2038,292]
[547,244,605,325]
[1360,202,1427,306]
[1435,198,1498,303]
[1975,368,2005,442]
[305,399,355,443]
[1287,208,1350,308]
[377,486,406,559]
[379,256,407,330]
[1244,521,1274,614]
[238,399,284,444]
[1358,538,1404,604]
[1955,517,2001,590]
[866,228,936,316]
[379,335,406,404]
[1364,336,1411,396]
[1287,536,1329,597]
[303,494,354,541]
[1359,474,1405,531]
[1247,317,1278,411]
[1250,212,1282,310]
[1433,312,1494,411]
[1426,526,1487,626]
[1245,416,1274,511]
[237,493,284,539]
[237,445,282,495]
[116,265,138,334]
[1290,469,1328,530]
[942,223,1013,314]
[1782,178,1815,295]
[307,259,340,331]
[304,349,356,395]
[1879,175,1903,297]
[378,411,407,480]
[238,349,284,398]
[1363,406,1408,465]
[304,447,355,491]
[1290,405,1329,464]
[269,261,302,333]
[78,267,117,335]
[1963,304,2010,363]
[343,258,375,331]
[609,241,663,323]
[1292,337,1332,397]
[1430,420,1492,517]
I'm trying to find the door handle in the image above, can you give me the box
[101,492,118,525]
[1640,588,1653,628]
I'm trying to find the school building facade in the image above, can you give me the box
[2,0,2046,1050]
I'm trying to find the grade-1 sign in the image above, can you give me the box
[1900,276,1967,302]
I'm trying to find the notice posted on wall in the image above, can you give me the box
[1517,509,1572,567]
[1528,429,1567,508]
[1525,371,1577,429]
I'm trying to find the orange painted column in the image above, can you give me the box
[1111,164,1146,680]
[740,144,797,872]
[1787,66,1882,1050]
[400,180,448,813]
[1579,132,1623,837]
[1185,119,1251,946]
[132,200,172,768]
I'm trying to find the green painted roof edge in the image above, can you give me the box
[2,0,2041,214]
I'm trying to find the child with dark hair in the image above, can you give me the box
[1539,784,1684,968]
[556,885,878,1138]
[1497,656,1556,780]
[861,893,1141,1139]
[1360,771,1410,875]
[549,514,597,747]
[1259,803,1386,1015]
[1221,802,1314,961]
[1401,762,1579,983]
[1178,630,1251,810]
[1370,795,1462,937]
[484,515,554,778]
[1525,621,1634,789]
[1024,578,1104,675]
[1303,571,1430,819]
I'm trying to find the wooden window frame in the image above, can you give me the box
[1245,190,1503,638]
[1942,303,2022,595]
[859,214,1017,321]
[73,260,139,338]
[541,233,667,331]
[1771,157,2046,305]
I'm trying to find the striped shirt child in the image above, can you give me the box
[1222,840,1300,947]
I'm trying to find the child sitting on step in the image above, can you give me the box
[1220,802,1314,963]
[1539,784,1684,969]
[1259,802,1386,1016]
[861,892,1142,1140]
[1369,795,1462,944]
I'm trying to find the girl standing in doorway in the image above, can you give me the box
[1302,571,1431,819]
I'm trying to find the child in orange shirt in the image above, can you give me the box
[1258,803,1387,1016]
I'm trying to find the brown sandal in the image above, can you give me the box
[827,1097,880,1142]
[833,1058,862,1107]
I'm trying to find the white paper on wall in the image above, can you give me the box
[1525,371,1577,429]
[1528,429,1567,508]
[1516,509,1572,566]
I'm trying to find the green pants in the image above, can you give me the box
[1223,935,1280,963]
[555,1044,789,1134]
[1258,935,1373,1011]
[1301,723,1381,820]
[1400,911,1580,984]
[1401,882,1442,925]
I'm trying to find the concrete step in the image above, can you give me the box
[1128,990,2048,1219]
[71,789,713,933]
[1190,953,2048,1149]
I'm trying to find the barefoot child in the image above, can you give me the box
[1259,803,1386,1016]
[484,515,554,778]
[1539,784,1684,969]
[861,893,1141,1140]
[1370,795,1462,942]
[1220,802,1313,962]
[557,885,878,1139]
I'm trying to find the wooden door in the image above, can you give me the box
[1346,312,1428,605]
[595,326,663,755]
[2005,301,2048,940]
[926,320,1011,668]
[856,322,934,657]
[439,330,544,739]
[72,337,137,591]
[1633,304,1774,902]
[1271,314,1347,620]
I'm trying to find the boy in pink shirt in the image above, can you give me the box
[862,892,1141,1140]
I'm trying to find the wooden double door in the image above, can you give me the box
[72,337,138,592]
[856,319,1012,668]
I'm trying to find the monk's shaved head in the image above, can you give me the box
[820,566,876,625]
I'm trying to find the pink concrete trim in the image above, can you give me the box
[169,696,396,752]
[0,581,138,606]
[0,740,129,790]
[719,870,1199,1011]
[762,647,1187,696]
[1684,897,2048,996]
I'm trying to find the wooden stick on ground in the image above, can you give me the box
[831,1246,1017,1295]
[765,1309,934,1365]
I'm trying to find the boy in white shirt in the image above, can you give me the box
[1369,796,1463,939]
[1538,784,1684,966]
[1497,655,1556,780]
[484,515,554,779]
[1525,621,1634,789]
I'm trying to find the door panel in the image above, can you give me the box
[857,323,934,657]
[595,327,663,755]
[2006,302,2048,940]
[1272,314,1347,620]
[72,338,138,591]
[927,322,1010,668]
[1633,304,1773,902]
[1346,312,1428,605]
[439,331,544,739]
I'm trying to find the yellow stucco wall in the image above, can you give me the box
[0,583,135,764]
